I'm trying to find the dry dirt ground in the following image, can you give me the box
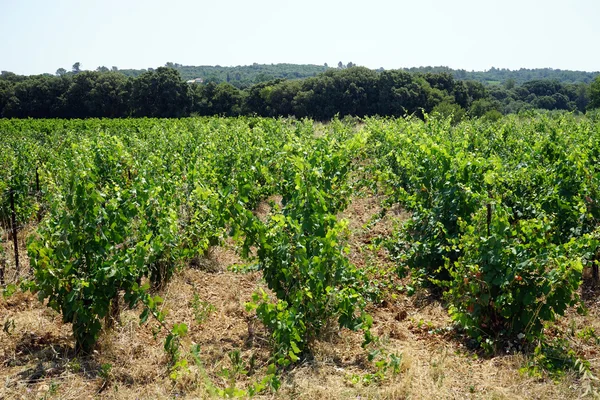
[1,193,599,399]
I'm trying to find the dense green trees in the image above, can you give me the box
[485,79,594,114]
[1,65,599,119]
[130,67,192,117]
[376,70,429,117]
[88,73,129,118]
[3,75,69,118]
[403,66,599,85]
[192,82,244,116]
[290,67,378,119]
[119,63,328,87]
[590,76,600,110]
[65,71,100,117]
[0,80,11,114]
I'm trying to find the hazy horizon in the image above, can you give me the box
[2,0,599,76]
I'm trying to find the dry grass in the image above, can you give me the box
[1,193,600,399]
[1,222,35,283]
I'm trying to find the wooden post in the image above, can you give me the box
[35,167,40,194]
[0,255,5,285]
[486,203,492,238]
[36,167,43,222]
[10,189,19,276]
[106,293,121,329]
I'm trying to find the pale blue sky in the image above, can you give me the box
[1,0,598,75]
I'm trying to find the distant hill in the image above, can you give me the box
[7,63,597,87]
[401,66,600,85]
[112,64,599,86]
[116,63,329,87]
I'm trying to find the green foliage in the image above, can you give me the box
[98,363,113,384]
[589,76,600,110]
[431,101,466,124]
[469,98,502,118]
[191,294,216,325]
[189,344,280,397]
[378,117,491,284]
[26,132,183,351]
[139,63,329,87]
[217,350,253,397]
[130,67,192,117]
[2,64,598,119]
[348,347,403,386]
[364,113,600,351]
[3,113,600,381]
[482,109,503,122]
[0,133,41,227]
[165,323,188,366]
[239,129,374,366]
[4,117,375,375]
[445,205,583,345]
[28,138,134,350]
[577,327,600,345]
[402,66,599,85]
[520,338,591,380]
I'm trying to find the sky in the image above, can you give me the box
[1,0,599,75]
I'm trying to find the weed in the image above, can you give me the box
[191,294,216,325]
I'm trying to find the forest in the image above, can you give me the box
[120,63,329,86]
[1,63,599,120]
[100,63,600,87]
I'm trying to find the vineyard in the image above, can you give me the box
[1,114,599,398]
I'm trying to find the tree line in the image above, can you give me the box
[403,66,599,85]
[1,66,599,120]
[111,63,600,87]
[152,62,327,87]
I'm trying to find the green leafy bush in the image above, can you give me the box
[242,136,373,366]
[28,136,180,351]
[445,205,584,346]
